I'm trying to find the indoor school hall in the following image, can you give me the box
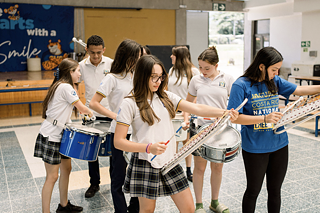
[3,0,320,212]
[1,115,320,212]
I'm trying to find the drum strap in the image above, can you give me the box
[46,116,66,129]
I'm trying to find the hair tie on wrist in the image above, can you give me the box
[146,143,151,154]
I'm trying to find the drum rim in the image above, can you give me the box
[66,125,106,136]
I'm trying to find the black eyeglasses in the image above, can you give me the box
[151,74,166,83]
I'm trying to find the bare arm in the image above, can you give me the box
[292,85,320,96]
[232,112,283,125]
[73,100,93,117]
[89,92,117,120]
[114,123,167,155]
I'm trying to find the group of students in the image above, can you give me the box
[34,34,320,213]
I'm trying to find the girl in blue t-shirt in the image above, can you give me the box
[227,46,320,213]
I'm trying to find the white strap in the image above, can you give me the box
[45,116,66,129]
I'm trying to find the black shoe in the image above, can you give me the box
[85,185,100,198]
[56,200,83,212]
[187,173,193,182]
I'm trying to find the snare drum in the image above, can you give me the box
[198,124,241,163]
[60,124,106,161]
[93,122,112,157]
[172,113,187,142]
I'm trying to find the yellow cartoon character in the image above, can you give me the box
[4,4,20,20]
[41,40,68,70]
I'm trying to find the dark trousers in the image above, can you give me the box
[242,145,288,213]
[88,116,112,186]
[110,133,139,213]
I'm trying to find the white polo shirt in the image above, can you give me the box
[79,56,113,117]
[117,91,182,168]
[40,83,79,142]
[188,71,234,126]
[167,67,200,99]
[96,73,133,133]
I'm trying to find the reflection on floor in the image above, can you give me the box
[0,116,320,212]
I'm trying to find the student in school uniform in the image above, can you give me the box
[113,55,238,213]
[89,39,141,213]
[79,35,113,198]
[167,46,200,182]
[34,58,93,213]
[185,46,234,213]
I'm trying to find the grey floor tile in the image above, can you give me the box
[6,171,32,182]
[10,196,42,212]
[7,178,36,191]
[0,200,12,213]
[9,186,40,200]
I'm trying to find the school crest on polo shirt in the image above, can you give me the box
[71,90,77,96]
[103,69,110,75]
[219,81,226,87]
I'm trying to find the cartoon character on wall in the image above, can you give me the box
[41,39,68,70]
[4,4,20,20]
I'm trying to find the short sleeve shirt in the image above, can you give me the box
[227,75,297,153]
[79,56,113,117]
[188,71,234,125]
[97,73,133,133]
[116,91,182,168]
[167,67,200,99]
[40,83,79,142]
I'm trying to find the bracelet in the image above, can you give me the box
[264,115,267,123]
[146,143,151,154]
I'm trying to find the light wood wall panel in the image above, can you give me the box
[84,9,176,58]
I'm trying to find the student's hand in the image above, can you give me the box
[265,112,283,124]
[150,142,167,155]
[228,109,239,122]
[182,121,189,131]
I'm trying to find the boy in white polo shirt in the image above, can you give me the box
[79,35,113,198]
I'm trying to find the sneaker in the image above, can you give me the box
[56,200,83,212]
[187,173,193,182]
[85,185,100,198]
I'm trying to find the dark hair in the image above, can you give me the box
[171,46,193,85]
[131,55,175,125]
[198,46,219,65]
[42,58,79,118]
[242,46,283,94]
[87,35,104,48]
[110,39,142,76]
[143,46,151,55]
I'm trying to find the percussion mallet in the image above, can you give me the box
[151,122,186,161]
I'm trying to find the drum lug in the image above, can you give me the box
[89,137,94,144]
[69,131,74,139]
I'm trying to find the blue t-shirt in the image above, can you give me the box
[227,75,297,153]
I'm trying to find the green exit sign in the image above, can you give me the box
[213,3,226,11]
[301,41,310,47]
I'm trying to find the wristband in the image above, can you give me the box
[264,115,267,123]
[146,143,151,154]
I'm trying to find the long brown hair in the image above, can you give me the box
[42,58,79,118]
[131,55,175,126]
[170,46,194,85]
[110,39,142,77]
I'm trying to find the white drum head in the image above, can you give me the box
[66,123,104,135]
[199,125,240,149]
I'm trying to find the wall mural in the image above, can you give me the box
[0,3,74,72]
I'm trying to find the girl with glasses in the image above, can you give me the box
[185,46,235,213]
[167,46,200,182]
[114,55,238,213]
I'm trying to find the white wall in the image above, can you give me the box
[270,14,302,68]
[300,11,320,63]
[186,11,209,68]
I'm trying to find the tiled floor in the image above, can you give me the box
[0,116,320,212]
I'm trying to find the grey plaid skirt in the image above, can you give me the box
[123,152,189,200]
[34,133,69,165]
